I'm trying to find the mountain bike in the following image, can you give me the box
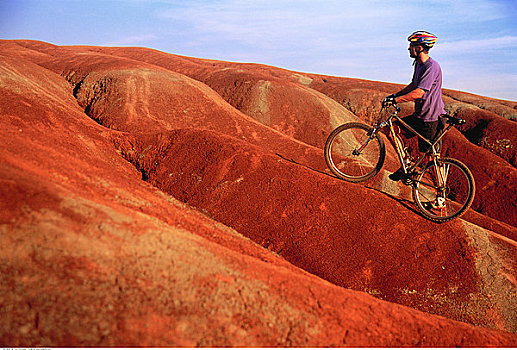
[324,103,475,222]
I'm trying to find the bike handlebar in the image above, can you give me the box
[381,101,465,125]
[381,102,400,112]
[442,115,466,125]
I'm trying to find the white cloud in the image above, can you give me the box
[157,0,401,47]
[155,0,514,54]
[444,72,517,100]
[437,36,517,53]
[103,34,157,46]
[152,0,517,99]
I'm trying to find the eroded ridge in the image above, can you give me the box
[1,39,516,346]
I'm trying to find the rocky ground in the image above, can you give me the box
[1,40,516,346]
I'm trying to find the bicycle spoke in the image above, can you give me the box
[412,158,475,222]
[325,123,385,182]
[439,163,450,185]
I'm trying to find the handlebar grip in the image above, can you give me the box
[443,115,465,125]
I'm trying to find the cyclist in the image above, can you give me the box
[383,31,446,182]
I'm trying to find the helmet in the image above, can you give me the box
[408,31,437,49]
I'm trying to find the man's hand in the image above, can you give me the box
[382,94,397,107]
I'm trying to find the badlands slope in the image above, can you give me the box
[1,40,516,346]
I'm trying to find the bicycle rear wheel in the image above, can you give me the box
[324,123,385,182]
[412,157,475,222]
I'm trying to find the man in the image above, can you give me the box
[383,31,446,182]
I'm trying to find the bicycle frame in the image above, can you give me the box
[324,104,474,221]
[368,107,454,187]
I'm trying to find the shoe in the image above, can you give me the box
[389,168,404,181]
[431,197,446,211]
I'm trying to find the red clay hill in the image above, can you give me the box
[1,40,516,347]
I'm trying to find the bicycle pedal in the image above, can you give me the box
[401,172,417,185]
[402,177,414,185]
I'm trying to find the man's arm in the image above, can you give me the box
[394,82,417,97]
[396,61,440,103]
[395,86,425,103]
[385,82,425,104]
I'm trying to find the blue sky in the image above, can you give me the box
[1,0,516,100]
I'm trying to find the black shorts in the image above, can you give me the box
[398,114,443,153]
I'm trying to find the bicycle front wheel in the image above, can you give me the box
[324,123,385,182]
[412,157,475,222]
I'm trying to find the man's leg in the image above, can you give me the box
[417,119,441,168]
[387,115,419,181]
[420,119,446,210]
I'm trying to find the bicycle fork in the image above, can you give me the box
[353,126,379,155]
[430,157,448,197]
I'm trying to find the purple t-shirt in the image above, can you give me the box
[412,57,446,122]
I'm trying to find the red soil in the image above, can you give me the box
[1,40,516,347]
[70,42,517,227]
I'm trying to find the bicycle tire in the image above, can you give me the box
[412,157,475,222]
[324,123,385,182]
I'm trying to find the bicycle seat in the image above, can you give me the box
[442,115,466,125]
